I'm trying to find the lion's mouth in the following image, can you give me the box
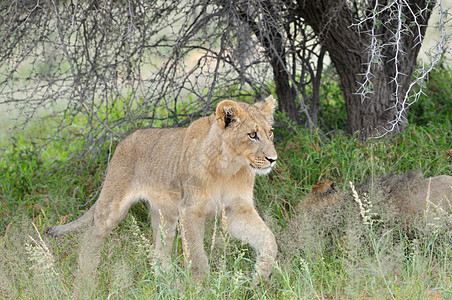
[250,164,270,169]
[250,164,273,175]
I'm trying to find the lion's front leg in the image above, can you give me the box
[225,201,277,281]
[178,206,209,280]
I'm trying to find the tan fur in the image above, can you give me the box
[296,180,338,211]
[381,173,452,217]
[297,174,452,222]
[46,96,278,281]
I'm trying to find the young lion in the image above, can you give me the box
[297,172,452,224]
[46,96,278,281]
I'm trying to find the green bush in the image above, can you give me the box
[409,66,452,125]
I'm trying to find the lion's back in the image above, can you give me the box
[407,175,452,213]
[107,127,188,188]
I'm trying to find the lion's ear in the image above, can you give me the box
[215,100,244,129]
[254,95,276,123]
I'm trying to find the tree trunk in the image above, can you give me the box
[270,47,298,122]
[308,46,326,127]
[235,1,299,123]
[296,0,434,137]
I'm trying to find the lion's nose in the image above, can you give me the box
[265,156,277,164]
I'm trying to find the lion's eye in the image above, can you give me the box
[248,132,258,140]
[269,129,274,138]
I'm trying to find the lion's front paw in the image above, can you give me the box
[253,255,276,284]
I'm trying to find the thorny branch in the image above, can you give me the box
[351,0,449,137]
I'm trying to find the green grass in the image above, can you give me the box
[0,67,451,298]
[1,119,451,298]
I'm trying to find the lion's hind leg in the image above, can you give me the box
[74,191,136,296]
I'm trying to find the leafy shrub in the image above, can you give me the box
[409,66,452,125]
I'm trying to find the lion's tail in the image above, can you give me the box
[45,202,97,237]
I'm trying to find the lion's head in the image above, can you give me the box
[214,95,277,175]
[297,180,340,211]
